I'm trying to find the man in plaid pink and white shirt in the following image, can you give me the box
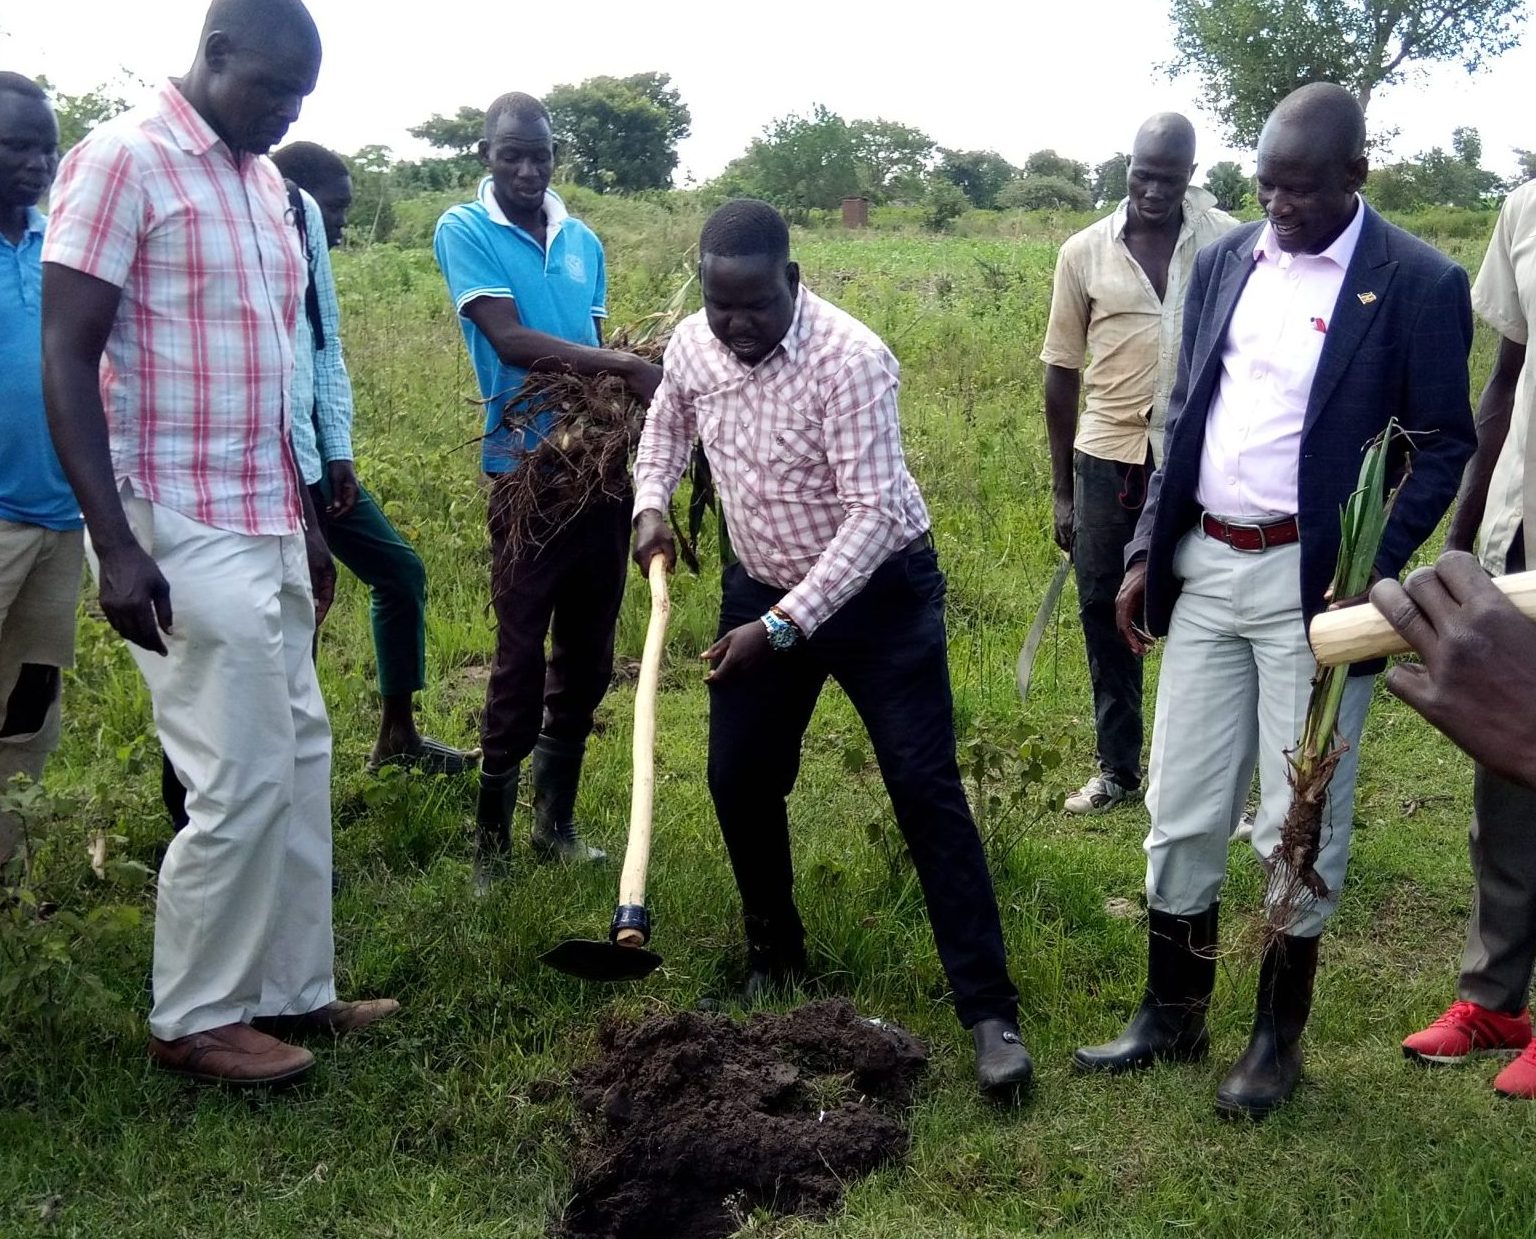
[41,0,394,1087]
[632,199,1033,1100]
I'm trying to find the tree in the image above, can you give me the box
[849,119,935,202]
[997,175,1093,212]
[1365,128,1499,209]
[921,178,970,231]
[545,72,691,193]
[1512,148,1536,186]
[1092,154,1129,207]
[1023,149,1090,188]
[36,76,132,151]
[346,145,397,244]
[1204,160,1251,211]
[408,106,485,157]
[1166,0,1527,147]
[719,106,935,212]
[936,149,1018,209]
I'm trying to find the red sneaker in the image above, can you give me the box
[1493,1041,1536,1099]
[1402,1000,1532,1065]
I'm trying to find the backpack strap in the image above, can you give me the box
[285,179,326,352]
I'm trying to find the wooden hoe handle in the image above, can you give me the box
[1309,570,1536,667]
[615,555,671,946]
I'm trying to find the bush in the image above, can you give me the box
[921,180,970,232]
[996,175,1093,213]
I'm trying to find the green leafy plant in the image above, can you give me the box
[1268,420,1409,932]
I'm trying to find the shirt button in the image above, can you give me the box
[1228,475,1238,485]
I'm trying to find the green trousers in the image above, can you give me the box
[312,477,426,698]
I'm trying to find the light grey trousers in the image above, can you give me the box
[1458,766,1536,1014]
[1145,529,1374,937]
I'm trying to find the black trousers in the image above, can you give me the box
[482,491,631,773]
[1072,448,1153,786]
[707,545,1019,1029]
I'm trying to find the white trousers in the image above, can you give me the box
[88,490,334,1040]
[1145,528,1374,938]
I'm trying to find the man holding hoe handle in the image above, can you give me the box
[631,198,1034,1099]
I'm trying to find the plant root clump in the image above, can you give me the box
[555,999,928,1239]
[1265,740,1346,939]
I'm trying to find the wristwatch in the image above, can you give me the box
[760,607,803,652]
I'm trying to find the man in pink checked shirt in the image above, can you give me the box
[631,199,1033,1100]
[41,0,395,1087]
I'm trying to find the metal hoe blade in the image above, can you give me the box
[539,938,663,983]
[1016,554,1071,704]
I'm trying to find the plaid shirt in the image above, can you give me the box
[42,81,305,536]
[634,288,930,635]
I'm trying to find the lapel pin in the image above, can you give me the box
[1357,291,1377,305]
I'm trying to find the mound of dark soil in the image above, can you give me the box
[557,999,928,1239]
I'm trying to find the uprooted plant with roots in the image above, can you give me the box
[1267,420,1410,938]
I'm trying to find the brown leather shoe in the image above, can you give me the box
[149,1022,314,1086]
[251,998,400,1039]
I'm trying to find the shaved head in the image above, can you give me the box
[198,0,321,57]
[1132,112,1197,165]
[1262,82,1366,166]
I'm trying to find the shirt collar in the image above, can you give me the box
[777,288,809,362]
[158,80,225,158]
[1111,184,1221,241]
[477,177,569,234]
[1252,194,1365,268]
[22,206,45,238]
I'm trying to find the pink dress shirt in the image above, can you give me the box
[633,288,930,635]
[42,82,305,537]
[1197,199,1366,519]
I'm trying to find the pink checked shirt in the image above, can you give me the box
[1198,199,1366,518]
[42,82,305,537]
[634,288,930,635]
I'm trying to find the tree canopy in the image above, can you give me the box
[935,149,1019,209]
[545,73,691,193]
[1203,160,1251,211]
[35,76,132,152]
[1167,0,1526,146]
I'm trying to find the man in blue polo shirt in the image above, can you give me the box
[0,75,82,866]
[434,91,661,889]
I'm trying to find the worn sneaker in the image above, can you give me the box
[1493,1040,1536,1099]
[1401,1000,1532,1065]
[1064,774,1141,815]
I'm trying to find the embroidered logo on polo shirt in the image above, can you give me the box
[565,251,587,283]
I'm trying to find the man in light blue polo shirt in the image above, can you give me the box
[0,75,82,865]
[434,91,661,890]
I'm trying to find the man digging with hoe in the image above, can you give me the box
[632,199,1034,1099]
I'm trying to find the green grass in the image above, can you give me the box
[3,206,1531,1238]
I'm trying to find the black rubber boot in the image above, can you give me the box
[529,735,606,864]
[473,767,517,896]
[1073,905,1219,1073]
[973,1018,1034,1099]
[1215,932,1319,1121]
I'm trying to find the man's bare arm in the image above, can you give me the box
[42,263,173,654]
[1446,334,1525,553]
[463,297,659,401]
[1043,363,1081,553]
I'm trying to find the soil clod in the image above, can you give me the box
[556,999,928,1239]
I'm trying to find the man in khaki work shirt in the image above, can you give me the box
[1399,176,1536,1100]
[1040,113,1236,814]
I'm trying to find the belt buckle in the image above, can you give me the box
[1228,519,1268,554]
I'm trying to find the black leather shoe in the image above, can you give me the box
[973,1018,1034,1098]
[1215,932,1319,1121]
[473,768,516,896]
[1074,905,1219,1073]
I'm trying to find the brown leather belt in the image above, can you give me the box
[1201,513,1300,553]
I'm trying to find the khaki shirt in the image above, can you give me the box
[1041,186,1238,465]
[1472,179,1536,574]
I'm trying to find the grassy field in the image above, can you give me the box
[3,198,1533,1238]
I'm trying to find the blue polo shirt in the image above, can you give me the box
[0,208,81,531]
[434,181,608,473]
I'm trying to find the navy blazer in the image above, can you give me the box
[1127,203,1476,664]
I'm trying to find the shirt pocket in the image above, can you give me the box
[762,415,828,498]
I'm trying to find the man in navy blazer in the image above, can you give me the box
[1072,83,1475,1121]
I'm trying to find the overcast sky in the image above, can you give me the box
[5,0,1534,183]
